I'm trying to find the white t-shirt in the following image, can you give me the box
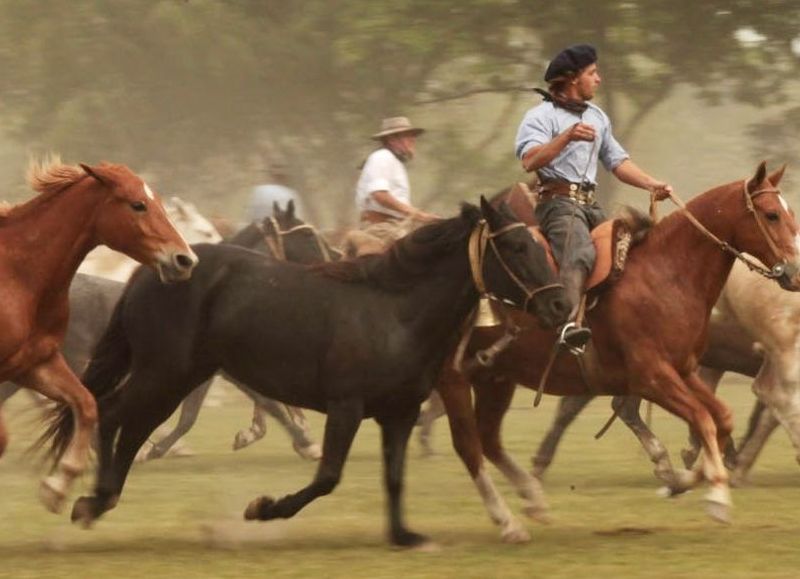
[355,148,410,219]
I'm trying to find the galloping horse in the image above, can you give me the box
[43,199,569,547]
[0,159,197,513]
[435,163,800,542]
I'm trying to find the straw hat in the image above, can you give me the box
[371,116,425,140]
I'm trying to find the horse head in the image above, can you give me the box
[166,197,223,244]
[477,196,569,328]
[261,200,329,264]
[733,162,800,290]
[81,163,198,283]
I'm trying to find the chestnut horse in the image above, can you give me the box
[0,158,197,513]
[436,163,800,542]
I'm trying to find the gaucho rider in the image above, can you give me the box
[515,44,672,350]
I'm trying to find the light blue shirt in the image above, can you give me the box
[245,183,305,222]
[514,101,629,185]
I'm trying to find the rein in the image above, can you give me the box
[654,180,788,280]
[258,218,339,263]
[453,219,564,372]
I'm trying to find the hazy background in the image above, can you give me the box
[0,0,799,228]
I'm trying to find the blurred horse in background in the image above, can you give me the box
[0,158,196,514]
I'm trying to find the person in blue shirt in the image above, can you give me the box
[515,44,672,350]
[245,162,306,223]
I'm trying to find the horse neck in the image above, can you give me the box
[384,244,479,344]
[2,180,104,295]
[645,186,741,311]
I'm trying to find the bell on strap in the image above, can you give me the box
[474,294,501,328]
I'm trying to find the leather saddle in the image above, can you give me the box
[506,182,634,292]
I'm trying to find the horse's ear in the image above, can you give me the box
[272,200,282,217]
[480,195,503,229]
[748,161,768,193]
[80,163,111,186]
[286,199,295,220]
[768,164,787,187]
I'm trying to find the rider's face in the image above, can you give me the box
[387,133,417,160]
[575,64,601,101]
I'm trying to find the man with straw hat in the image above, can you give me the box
[349,116,438,255]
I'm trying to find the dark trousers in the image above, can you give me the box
[535,196,606,311]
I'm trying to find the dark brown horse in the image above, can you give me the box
[0,158,197,513]
[436,163,800,542]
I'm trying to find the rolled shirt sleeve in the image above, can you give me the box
[598,115,629,171]
[515,106,554,160]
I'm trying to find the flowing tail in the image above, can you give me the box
[36,296,132,466]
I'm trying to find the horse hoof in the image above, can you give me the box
[706,501,732,525]
[165,444,195,459]
[244,496,275,521]
[39,477,67,514]
[391,529,430,548]
[293,442,322,461]
[233,433,252,451]
[530,461,549,479]
[70,497,97,528]
[501,524,531,544]
[521,505,551,524]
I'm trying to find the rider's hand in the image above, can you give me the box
[649,182,673,201]
[568,123,596,142]
[411,210,440,223]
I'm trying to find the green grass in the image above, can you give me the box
[2,377,800,579]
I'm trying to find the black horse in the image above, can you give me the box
[44,198,569,547]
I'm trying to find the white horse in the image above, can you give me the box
[78,196,222,281]
[710,258,800,482]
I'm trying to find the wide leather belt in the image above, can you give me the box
[537,181,596,205]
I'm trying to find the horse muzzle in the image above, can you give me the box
[527,286,571,329]
[774,261,800,291]
[155,248,199,283]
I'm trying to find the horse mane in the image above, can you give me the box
[26,155,87,197]
[313,204,481,291]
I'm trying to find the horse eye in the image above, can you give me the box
[765,211,780,222]
[130,201,147,212]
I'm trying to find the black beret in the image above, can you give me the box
[544,44,597,82]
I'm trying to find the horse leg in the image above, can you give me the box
[21,355,97,513]
[612,396,690,495]
[234,385,321,460]
[682,371,735,522]
[144,379,212,460]
[474,379,550,523]
[731,403,780,485]
[750,351,800,465]
[638,362,731,523]
[437,370,529,543]
[531,394,592,478]
[376,405,429,547]
[417,391,446,457]
[244,397,363,523]
[72,370,211,526]
[681,367,724,468]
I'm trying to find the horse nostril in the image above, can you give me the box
[174,253,196,270]
[552,298,569,317]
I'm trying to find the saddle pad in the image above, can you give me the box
[528,219,632,291]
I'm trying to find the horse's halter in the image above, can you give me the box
[468,219,564,311]
[258,217,339,263]
[663,180,789,280]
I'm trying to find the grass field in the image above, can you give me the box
[2,376,800,579]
